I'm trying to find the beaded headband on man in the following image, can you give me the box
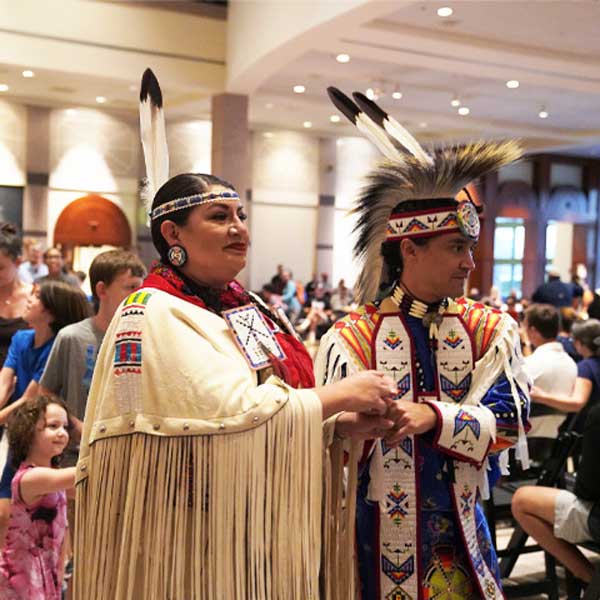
[150,190,240,220]
[386,200,480,242]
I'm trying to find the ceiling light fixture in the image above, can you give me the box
[0,84,8,92]
[293,85,306,94]
[265,102,274,109]
[506,80,520,89]
[263,132,274,138]
[539,109,549,119]
[330,115,341,123]
[458,106,470,116]
[365,88,375,100]
[336,53,350,63]
[419,122,428,128]
[95,96,107,104]
[450,97,461,107]
[437,7,453,17]
[392,91,403,100]
[22,70,34,78]
[303,121,312,128]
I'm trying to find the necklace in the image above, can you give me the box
[390,283,448,339]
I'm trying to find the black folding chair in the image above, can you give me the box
[485,430,582,599]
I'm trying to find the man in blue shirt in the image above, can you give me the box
[532,269,574,308]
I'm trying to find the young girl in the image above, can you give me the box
[0,281,89,545]
[0,396,75,599]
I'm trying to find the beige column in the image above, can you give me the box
[211,93,249,200]
[211,93,250,284]
[23,106,50,241]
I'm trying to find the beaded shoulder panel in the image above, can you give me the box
[450,297,504,361]
[332,303,381,369]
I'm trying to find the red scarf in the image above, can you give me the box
[143,263,315,389]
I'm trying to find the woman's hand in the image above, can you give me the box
[334,411,395,440]
[335,370,397,415]
[318,370,397,420]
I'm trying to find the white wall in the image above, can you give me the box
[48,107,140,245]
[0,99,26,187]
[249,130,319,289]
[332,136,379,288]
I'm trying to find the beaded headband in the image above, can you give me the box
[386,201,480,242]
[150,190,240,220]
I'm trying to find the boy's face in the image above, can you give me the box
[99,269,143,316]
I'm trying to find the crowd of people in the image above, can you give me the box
[0,69,597,600]
[0,223,146,598]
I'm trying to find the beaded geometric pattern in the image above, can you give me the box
[151,190,240,220]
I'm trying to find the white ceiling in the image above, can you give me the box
[1,0,600,157]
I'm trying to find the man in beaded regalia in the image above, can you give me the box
[317,89,531,600]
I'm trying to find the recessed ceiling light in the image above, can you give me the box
[419,122,428,128]
[392,91,403,100]
[539,110,549,119]
[506,80,520,89]
[265,102,274,109]
[336,53,350,63]
[22,70,34,78]
[263,132,274,138]
[365,88,376,100]
[450,97,461,107]
[65,108,77,115]
[330,115,341,123]
[0,84,8,93]
[129,85,137,92]
[293,85,306,94]
[458,106,470,116]
[95,96,107,104]
[437,7,453,17]
[303,121,312,129]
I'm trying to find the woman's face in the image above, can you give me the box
[24,286,52,328]
[162,187,250,287]
[0,251,19,287]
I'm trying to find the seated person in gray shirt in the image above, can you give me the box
[37,249,146,464]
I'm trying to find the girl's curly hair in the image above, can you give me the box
[7,395,71,469]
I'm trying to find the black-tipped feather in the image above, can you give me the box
[327,87,360,124]
[140,68,163,108]
[352,92,387,128]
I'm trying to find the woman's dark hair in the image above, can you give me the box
[39,280,91,335]
[572,319,600,357]
[0,223,22,261]
[7,395,71,468]
[380,198,457,287]
[150,173,236,262]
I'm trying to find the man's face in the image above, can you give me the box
[404,233,476,301]
[44,249,63,276]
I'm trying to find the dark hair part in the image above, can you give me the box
[0,223,22,261]
[89,249,146,310]
[380,198,458,286]
[572,319,600,357]
[7,395,71,468]
[150,173,236,262]
[39,280,91,334]
[525,304,560,340]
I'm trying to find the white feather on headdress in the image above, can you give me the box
[327,88,523,304]
[139,68,169,223]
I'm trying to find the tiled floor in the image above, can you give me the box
[496,526,599,599]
